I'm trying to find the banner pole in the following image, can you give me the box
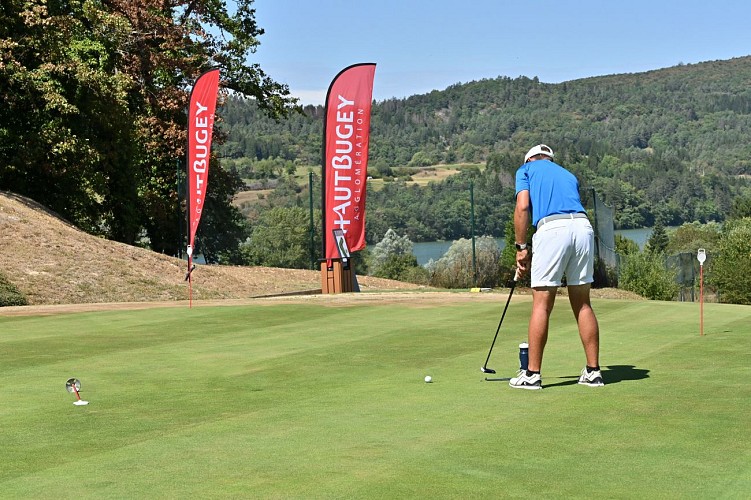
[697,249,706,336]
[309,171,315,269]
[699,264,704,336]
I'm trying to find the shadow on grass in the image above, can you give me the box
[602,365,650,384]
[543,365,650,389]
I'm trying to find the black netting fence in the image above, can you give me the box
[592,190,617,271]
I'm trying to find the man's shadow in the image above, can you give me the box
[543,365,650,389]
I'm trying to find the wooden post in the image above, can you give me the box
[320,259,354,294]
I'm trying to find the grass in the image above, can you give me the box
[1,298,749,498]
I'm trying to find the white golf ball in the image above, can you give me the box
[424,375,432,383]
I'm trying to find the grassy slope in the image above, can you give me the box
[0,191,418,305]
[0,298,749,498]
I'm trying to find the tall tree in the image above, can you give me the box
[0,0,297,255]
[645,219,669,254]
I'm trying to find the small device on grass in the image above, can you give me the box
[66,378,89,406]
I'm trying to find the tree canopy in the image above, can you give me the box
[0,0,297,257]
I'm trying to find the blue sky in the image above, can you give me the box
[248,0,751,105]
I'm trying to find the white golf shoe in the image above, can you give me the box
[578,367,605,387]
[509,370,542,390]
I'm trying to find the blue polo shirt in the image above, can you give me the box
[515,159,585,227]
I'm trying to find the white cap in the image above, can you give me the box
[524,144,554,163]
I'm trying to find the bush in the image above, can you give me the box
[615,234,640,255]
[618,252,679,301]
[428,236,501,289]
[369,229,414,271]
[367,229,427,283]
[707,218,751,304]
[0,273,28,307]
[373,254,429,284]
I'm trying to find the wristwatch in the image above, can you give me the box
[514,242,528,251]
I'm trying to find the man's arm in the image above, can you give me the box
[514,190,531,243]
[514,190,532,274]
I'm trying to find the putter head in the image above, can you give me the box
[481,367,496,374]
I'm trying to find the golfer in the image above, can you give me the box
[509,144,603,390]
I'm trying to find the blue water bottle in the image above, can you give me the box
[519,342,529,371]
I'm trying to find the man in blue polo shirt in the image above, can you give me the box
[509,144,604,390]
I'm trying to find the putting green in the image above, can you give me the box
[0,297,748,497]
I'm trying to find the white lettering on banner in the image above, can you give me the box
[332,201,351,229]
[336,140,352,154]
[330,95,355,232]
[329,94,369,239]
[335,186,351,200]
[192,101,210,197]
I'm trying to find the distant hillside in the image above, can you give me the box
[218,57,751,236]
[220,56,751,176]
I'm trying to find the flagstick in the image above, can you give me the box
[189,255,193,309]
[186,248,194,309]
[699,263,704,336]
[697,249,706,336]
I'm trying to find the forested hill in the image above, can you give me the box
[219,56,751,233]
[221,56,751,175]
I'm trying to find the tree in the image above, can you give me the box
[729,195,751,219]
[240,207,321,269]
[645,220,669,254]
[427,237,501,289]
[0,0,297,257]
[373,254,426,283]
[0,1,138,237]
[369,229,414,271]
[366,229,428,282]
[615,234,640,255]
[194,167,251,265]
[665,222,721,254]
[707,218,751,304]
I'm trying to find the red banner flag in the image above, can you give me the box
[186,68,220,275]
[322,63,376,262]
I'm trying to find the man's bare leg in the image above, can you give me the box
[567,283,599,367]
[528,286,557,372]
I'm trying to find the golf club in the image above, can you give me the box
[480,268,520,374]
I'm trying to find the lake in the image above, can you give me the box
[412,227,657,265]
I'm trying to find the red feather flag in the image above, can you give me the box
[186,68,220,302]
[322,63,376,264]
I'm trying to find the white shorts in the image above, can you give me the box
[531,217,595,287]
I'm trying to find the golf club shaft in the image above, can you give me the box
[481,270,519,371]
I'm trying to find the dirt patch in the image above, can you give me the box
[233,189,273,206]
[0,191,420,307]
[407,167,461,186]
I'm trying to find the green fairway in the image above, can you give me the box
[1,297,749,498]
